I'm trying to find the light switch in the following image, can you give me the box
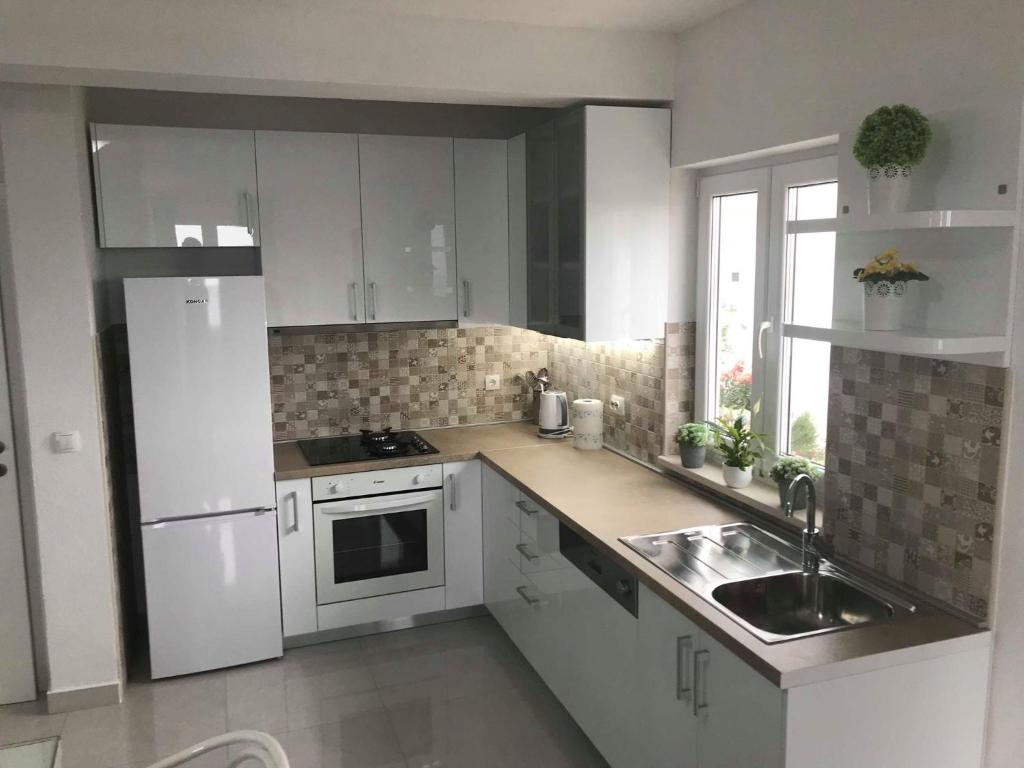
[51,431,81,453]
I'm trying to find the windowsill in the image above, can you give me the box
[656,455,807,529]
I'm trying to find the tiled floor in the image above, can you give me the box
[0,617,609,768]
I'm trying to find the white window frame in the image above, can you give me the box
[696,155,838,470]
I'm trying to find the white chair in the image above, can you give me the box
[145,731,289,768]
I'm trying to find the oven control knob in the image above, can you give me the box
[328,481,341,494]
[412,473,427,485]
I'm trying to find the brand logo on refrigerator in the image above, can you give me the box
[185,298,209,304]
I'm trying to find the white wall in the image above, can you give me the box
[0,0,674,106]
[671,0,1024,166]
[0,83,122,701]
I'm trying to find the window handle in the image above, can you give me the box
[757,319,773,359]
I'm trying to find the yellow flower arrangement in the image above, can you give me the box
[853,249,929,283]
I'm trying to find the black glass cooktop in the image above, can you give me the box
[297,428,440,466]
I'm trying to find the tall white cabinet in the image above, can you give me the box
[358,135,458,322]
[255,131,364,326]
[454,138,510,326]
[91,123,260,248]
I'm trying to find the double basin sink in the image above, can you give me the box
[621,522,915,643]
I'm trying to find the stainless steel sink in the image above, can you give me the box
[711,571,896,641]
[621,523,915,643]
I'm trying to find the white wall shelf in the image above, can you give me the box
[836,209,1017,233]
[784,321,1008,364]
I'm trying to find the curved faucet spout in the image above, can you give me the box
[785,474,820,573]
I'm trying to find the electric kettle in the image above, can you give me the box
[538,389,572,438]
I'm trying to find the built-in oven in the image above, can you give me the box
[312,465,445,605]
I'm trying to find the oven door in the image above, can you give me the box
[313,489,444,605]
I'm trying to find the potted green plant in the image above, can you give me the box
[715,416,764,489]
[853,248,929,330]
[675,422,712,468]
[769,456,823,510]
[853,104,932,214]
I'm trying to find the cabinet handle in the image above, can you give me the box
[243,191,254,236]
[515,543,540,562]
[676,635,693,701]
[349,282,359,321]
[369,281,378,320]
[693,649,710,717]
[447,473,457,511]
[287,491,299,533]
[462,279,471,318]
[514,499,538,516]
[516,585,541,606]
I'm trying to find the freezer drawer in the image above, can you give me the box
[142,510,282,678]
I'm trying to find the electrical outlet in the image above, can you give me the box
[485,373,501,391]
[610,394,625,413]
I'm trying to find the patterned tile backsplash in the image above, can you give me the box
[269,323,678,465]
[663,322,697,455]
[825,347,1004,620]
[269,326,548,439]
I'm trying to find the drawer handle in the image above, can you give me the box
[676,635,693,701]
[693,649,710,717]
[514,500,539,516]
[516,585,541,606]
[515,543,540,562]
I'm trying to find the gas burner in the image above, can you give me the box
[371,442,401,456]
[360,427,394,445]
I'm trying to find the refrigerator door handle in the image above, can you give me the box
[143,507,275,526]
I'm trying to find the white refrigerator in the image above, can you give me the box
[125,276,282,679]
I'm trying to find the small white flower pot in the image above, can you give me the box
[862,280,908,331]
[722,465,753,489]
[867,165,912,215]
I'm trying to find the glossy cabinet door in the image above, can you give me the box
[276,479,317,638]
[507,133,528,328]
[255,131,364,326]
[454,139,509,326]
[525,122,557,334]
[554,110,585,340]
[443,460,484,610]
[696,630,785,768]
[482,464,522,633]
[359,135,457,322]
[637,584,700,768]
[91,123,259,248]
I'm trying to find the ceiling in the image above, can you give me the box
[273,0,747,33]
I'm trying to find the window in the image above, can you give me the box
[696,157,838,469]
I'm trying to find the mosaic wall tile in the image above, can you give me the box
[824,347,1004,620]
[547,332,668,465]
[269,323,675,465]
[269,326,548,440]
[662,321,697,456]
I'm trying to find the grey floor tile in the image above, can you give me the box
[3,616,605,768]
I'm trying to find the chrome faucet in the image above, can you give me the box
[785,473,820,573]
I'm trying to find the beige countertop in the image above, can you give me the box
[274,422,988,688]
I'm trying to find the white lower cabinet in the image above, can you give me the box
[275,478,317,638]
[442,460,483,610]
[481,465,783,768]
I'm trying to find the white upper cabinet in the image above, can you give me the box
[520,106,670,341]
[454,138,510,326]
[91,124,260,248]
[255,131,364,327]
[584,105,670,342]
[358,135,457,322]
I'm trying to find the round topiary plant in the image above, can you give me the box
[853,104,932,172]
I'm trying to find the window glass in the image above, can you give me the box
[709,192,759,426]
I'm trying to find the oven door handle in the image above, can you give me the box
[317,491,440,517]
